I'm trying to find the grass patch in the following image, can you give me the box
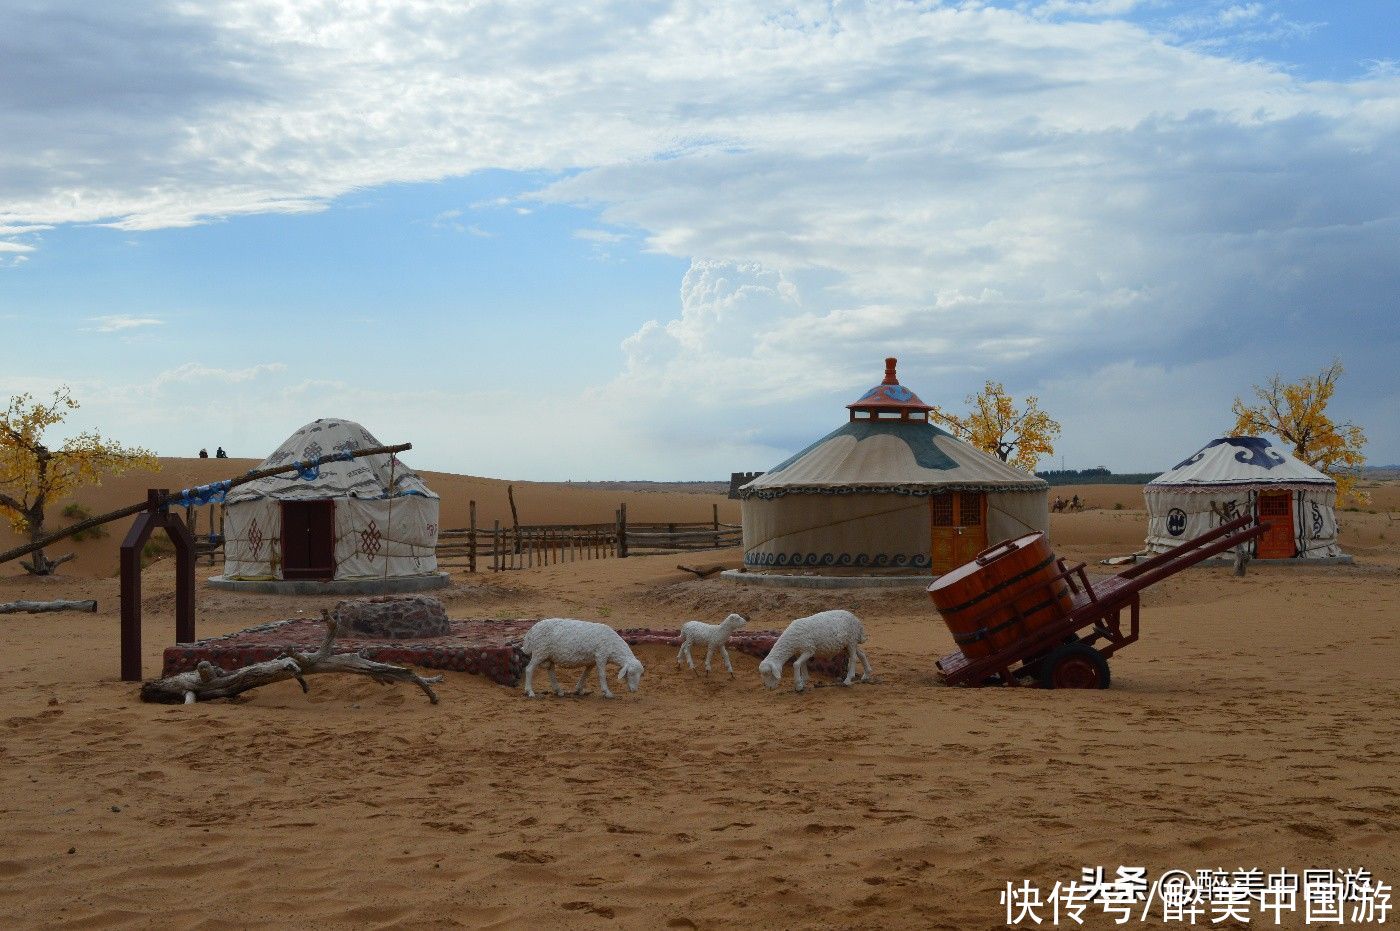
[62,503,109,542]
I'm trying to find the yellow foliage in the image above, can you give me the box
[930,380,1060,473]
[0,387,159,536]
[1231,358,1367,505]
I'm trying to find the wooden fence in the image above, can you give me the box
[434,501,741,572]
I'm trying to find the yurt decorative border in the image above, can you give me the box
[1144,436,1344,559]
[222,419,440,581]
[739,359,1049,574]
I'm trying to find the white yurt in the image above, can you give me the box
[1144,436,1344,560]
[739,359,1049,575]
[221,418,441,583]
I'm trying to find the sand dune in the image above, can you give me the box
[1,470,1396,928]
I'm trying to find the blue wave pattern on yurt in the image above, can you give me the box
[1172,436,1286,471]
[743,551,932,568]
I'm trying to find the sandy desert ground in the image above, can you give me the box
[1,472,1397,929]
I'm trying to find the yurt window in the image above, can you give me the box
[960,493,982,526]
[931,493,954,526]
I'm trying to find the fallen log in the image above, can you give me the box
[0,599,98,614]
[676,564,726,579]
[140,611,443,705]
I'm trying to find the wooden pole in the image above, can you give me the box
[493,520,501,571]
[508,485,521,553]
[468,500,477,574]
[618,503,629,558]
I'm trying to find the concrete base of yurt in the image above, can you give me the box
[206,572,451,595]
[720,569,933,588]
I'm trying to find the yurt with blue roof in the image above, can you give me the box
[1144,436,1345,561]
[221,418,440,582]
[739,359,1049,576]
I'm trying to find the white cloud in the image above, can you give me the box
[573,228,626,243]
[88,314,163,332]
[149,362,287,390]
[0,241,34,253]
[1,1,1396,470]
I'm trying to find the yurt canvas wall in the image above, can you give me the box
[222,419,440,580]
[1144,437,1343,559]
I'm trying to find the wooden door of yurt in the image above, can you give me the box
[1256,492,1296,559]
[929,492,987,574]
[281,500,336,579]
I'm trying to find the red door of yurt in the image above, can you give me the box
[1256,493,1295,559]
[930,492,987,574]
[281,500,336,579]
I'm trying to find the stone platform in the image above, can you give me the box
[206,573,451,595]
[162,620,849,687]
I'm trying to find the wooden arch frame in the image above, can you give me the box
[120,489,197,681]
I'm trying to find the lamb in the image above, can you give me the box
[675,612,748,677]
[520,618,645,699]
[758,609,874,693]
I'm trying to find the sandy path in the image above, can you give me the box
[2,537,1398,929]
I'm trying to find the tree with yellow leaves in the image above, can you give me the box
[1231,358,1367,504]
[931,381,1061,473]
[0,388,158,575]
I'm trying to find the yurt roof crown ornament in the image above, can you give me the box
[846,357,934,421]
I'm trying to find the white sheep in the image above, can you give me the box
[675,612,748,677]
[758,609,874,693]
[521,618,645,699]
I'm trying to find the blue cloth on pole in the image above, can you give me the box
[170,479,233,508]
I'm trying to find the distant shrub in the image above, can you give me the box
[141,537,175,568]
[1113,503,1124,511]
[62,503,108,542]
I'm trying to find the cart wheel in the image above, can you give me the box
[1039,643,1111,690]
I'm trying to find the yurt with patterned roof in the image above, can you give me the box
[217,418,444,589]
[1144,436,1346,560]
[738,359,1049,576]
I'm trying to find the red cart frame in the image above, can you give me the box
[934,514,1268,688]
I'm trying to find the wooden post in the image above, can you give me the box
[493,520,501,571]
[508,485,521,553]
[468,500,477,573]
[618,504,629,558]
[119,489,197,682]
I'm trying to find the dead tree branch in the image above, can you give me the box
[140,611,443,705]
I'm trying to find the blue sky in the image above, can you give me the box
[1,1,1396,479]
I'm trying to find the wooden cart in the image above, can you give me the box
[933,514,1268,688]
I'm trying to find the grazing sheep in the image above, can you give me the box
[521,618,645,699]
[759,609,873,693]
[676,613,748,677]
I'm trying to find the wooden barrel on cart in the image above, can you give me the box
[927,532,1075,661]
